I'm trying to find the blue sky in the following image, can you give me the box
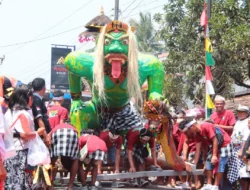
[0,0,165,88]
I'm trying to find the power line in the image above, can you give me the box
[0,26,83,48]
[14,36,78,77]
[14,60,50,77]
[21,63,50,81]
[124,0,144,18]
[4,0,93,54]
[123,3,165,19]
[120,0,137,16]
[123,0,160,13]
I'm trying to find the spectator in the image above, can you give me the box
[0,106,6,190]
[210,95,236,136]
[179,118,232,190]
[227,105,250,190]
[240,118,250,187]
[4,85,43,190]
[98,128,123,174]
[47,90,68,129]
[31,78,51,146]
[49,123,79,190]
[126,127,160,187]
[78,129,107,190]
[0,76,21,114]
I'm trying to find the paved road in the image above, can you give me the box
[54,185,181,190]
[53,181,186,190]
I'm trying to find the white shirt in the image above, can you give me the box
[5,109,35,150]
[231,118,249,144]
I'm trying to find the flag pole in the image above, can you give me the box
[204,0,212,119]
[204,2,208,119]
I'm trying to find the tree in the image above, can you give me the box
[154,0,250,105]
[129,12,164,53]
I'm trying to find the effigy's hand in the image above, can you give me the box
[70,100,85,115]
[148,92,164,101]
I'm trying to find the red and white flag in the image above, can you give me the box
[206,66,215,95]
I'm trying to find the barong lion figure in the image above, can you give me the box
[65,21,185,170]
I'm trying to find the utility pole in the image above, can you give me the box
[114,0,119,20]
[207,0,212,18]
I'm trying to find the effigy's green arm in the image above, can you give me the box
[64,51,94,82]
[147,59,164,100]
[68,73,81,95]
[139,54,165,100]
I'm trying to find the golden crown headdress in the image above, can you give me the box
[101,20,135,34]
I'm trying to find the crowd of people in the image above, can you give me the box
[0,77,160,190]
[0,76,250,190]
[165,95,250,190]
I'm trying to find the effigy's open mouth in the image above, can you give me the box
[105,53,127,79]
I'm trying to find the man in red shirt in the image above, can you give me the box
[98,129,123,174]
[210,95,236,136]
[126,127,160,187]
[179,118,232,190]
[48,90,68,129]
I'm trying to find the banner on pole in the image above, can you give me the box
[51,47,73,90]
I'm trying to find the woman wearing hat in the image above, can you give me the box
[227,105,250,190]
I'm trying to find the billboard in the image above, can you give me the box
[51,46,73,90]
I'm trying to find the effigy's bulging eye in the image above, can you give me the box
[122,39,129,45]
[104,39,111,45]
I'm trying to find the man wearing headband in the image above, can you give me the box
[179,118,232,190]
[126,127,160,187]
[47,90,68,129]
[210,95,236,136]
[98,129,123,175]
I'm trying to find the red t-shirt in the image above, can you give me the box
[173,123,181,146]
[194,122,230,148]
[210,110,236,136]
[177,134,197,156]
[99,131,123,149]
[48,105,68,129]
[126,128,155,151]
[79,135,107,153]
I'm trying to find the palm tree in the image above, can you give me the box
[129,12,164,53]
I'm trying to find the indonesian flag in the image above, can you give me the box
[206,66,215,95]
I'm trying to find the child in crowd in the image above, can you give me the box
[78,129,107,190]
[47,90,68,129]
[126,127,160,187]
[98,128,123,174]
[4,85,44,190]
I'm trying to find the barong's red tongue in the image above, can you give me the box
[111,60,122,78]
